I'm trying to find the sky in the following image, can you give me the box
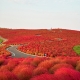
[0,0,80,30]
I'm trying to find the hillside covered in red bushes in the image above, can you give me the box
[1,28,80,57]
[0,56,80,80]
[0,28,80,80]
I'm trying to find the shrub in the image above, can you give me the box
[0,59,19,71]
[0,71,19,80]
[0,65,10,71]
[76,60,80,71]
[6,60,19,71]
[31,57,46,67]
[30,74,54,80]
[13,65,35,80]
[0,58,5,66]
[61,58,77,67]
[20,58,33,65]
[54,67,80,80]
[38,59,55,70]
[33,67,48,76]
[49,63,74,73]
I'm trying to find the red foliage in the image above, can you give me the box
[61,58,78,67]
[1,27,80,80]
[13,64,35,80]
[38,59,55,70]
[0,58,5,65]
[33,67,48,76]
[20,57,33,65]
[31,57,46,67]
[49,63,74,73]
[6,60,19,71]
[30,74,55,80]
[17,29,80,57]
[76,60,80,71]
[54,67,80,80]
[0,56,80,80]
[1,28,80,57]
[0,45,11,56]
[0,71,19,80]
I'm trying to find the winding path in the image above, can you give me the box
[7,45,36,58]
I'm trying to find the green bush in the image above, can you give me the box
[73,45,80,55]
[0,39,3,43]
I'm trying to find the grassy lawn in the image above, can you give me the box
[73,45,80,55]
[0,39,3,44]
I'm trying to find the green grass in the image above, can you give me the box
[0,39,3,43]
[73,45,80,55]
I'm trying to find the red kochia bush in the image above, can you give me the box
[13,65,35,80]
[31,57,46,67]
[0,65,10,71]
[49,63,74,73]
[6,60,19,71]
[20,57,33,65]
[30,74,55,80]
[76,60,80,71]
[61,58,77,67]
[38,59,55,70]
[33,67,48,76]
[0,71,19,80]
[0,58,5,66]
[54,67,80,80]
[0,59,19,71]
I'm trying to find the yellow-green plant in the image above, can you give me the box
[73,45,80,55]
